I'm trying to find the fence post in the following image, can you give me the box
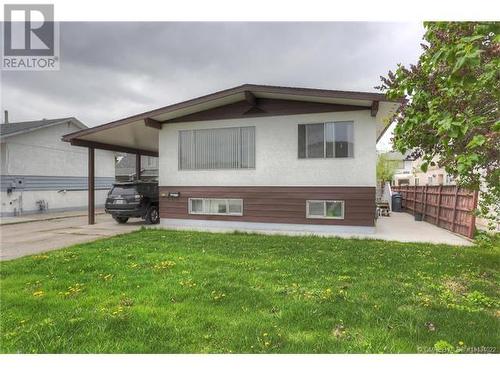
[436,184,443,227]
[412,186,417,214]
[422,185,428,220]
[468,190,479,238]
[451,186,459,232]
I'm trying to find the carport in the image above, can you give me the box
[62,84,396,224]
[62,117,160,224]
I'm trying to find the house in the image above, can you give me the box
[62,84,401,233]
[0,116,115,217]
[383,151,416,186]
[409,157,456,186]
[115,154,158,181]
[389,153,456,187]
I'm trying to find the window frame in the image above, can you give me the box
[306,200,345,220]
[178,126,256,171]
[188,198,244,216]
[298,121,354,159]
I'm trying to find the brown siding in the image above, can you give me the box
[163,98,369,124]
[160,186,375,227]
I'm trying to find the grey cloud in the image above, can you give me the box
[1,22,424,129]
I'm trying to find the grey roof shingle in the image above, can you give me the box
[0,117,82,137]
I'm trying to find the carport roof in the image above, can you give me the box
[62,84,402,156]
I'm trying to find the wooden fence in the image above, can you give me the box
[392,185,478,238]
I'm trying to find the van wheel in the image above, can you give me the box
[114,216,129,224]
[145,205,160,224]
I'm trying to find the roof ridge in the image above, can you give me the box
[1,117,74,127]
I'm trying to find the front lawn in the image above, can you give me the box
[1,229,498,353]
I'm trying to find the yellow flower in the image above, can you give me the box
[459,341,464,346]
[32,290,44,297]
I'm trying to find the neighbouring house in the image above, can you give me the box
[0,116,115,217]
[115,154,158,181]
[382,151,415,186]
[410,157,456,186]
[390,153,456,187]
[62,84,401,234]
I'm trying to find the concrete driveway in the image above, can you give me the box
[1,213,147,261]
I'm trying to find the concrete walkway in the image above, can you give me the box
[0,209,106,225]
[0,210,472,261]
[0,214,146,261]
[355,212,473,246]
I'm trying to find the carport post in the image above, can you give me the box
[135,153,141,180]
[88,147,95,225]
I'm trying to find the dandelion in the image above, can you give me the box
[211,290,226,301]
[180,279,196,287]
[33,290,44,297]
[153,260,176,270]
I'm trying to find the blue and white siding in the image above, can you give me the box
[1,121,116,216]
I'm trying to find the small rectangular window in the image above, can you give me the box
[306,200,344,219]
[188,198,243,216]
[298,121,354,159]
[190,198,204,213]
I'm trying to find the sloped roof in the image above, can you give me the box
[1,117,86,138]
[61,84,402,156]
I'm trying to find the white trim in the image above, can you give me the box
[306,200,344,219]
[188,198,243,216]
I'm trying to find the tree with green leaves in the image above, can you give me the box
[378,22,499,229]
[376,153,397,187]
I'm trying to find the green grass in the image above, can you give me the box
[1,229,499,353]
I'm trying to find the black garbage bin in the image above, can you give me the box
[391,193,402,212]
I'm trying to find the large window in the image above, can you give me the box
[306,200,344,219]
[179,126,255,170]
[188,198,243,216]
[298,121,354,159]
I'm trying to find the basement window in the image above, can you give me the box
[189,198,243,216]
[306,200,344,219]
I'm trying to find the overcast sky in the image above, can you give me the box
[0,22,425,149]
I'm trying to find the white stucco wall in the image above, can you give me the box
[1,121,115,216]
[1,190,109,216]
[159,111,377,187]
[1,122,114,177]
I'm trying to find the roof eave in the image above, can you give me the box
[62,84,402,142]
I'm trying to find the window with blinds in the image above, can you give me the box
[179,126,256,170]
